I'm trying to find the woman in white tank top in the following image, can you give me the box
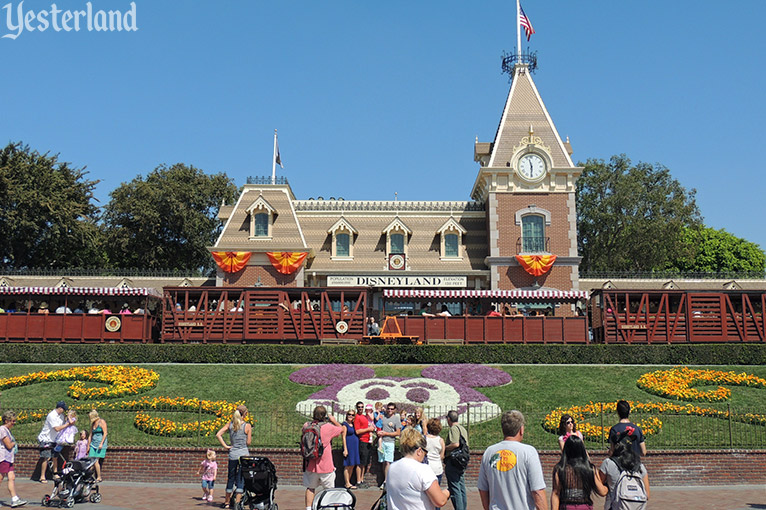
[425,418,445,481]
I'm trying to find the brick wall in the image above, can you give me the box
[17,447,765,487]
[223,265,299,287]
[493,193,572,257]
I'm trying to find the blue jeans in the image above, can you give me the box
[444,462,466,510]
[226,459,244,494]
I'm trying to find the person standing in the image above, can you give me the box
[425,419,445,486]
[599,440,650,510]
[88,410,108,482]
[551,436,607,510]
[386,428,450,510]
[377,402,403,486]
[216,405,252,509]
[444,410,468,510]
[608,401,646,458]
[303,405,343,510]
[354,402,375,487]
[477,410,547,510]
[341,409,361,489]
[0,411,27,507]
[35,401,73,483]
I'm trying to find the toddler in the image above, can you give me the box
[74,430,89,460]
[196,449,218,503]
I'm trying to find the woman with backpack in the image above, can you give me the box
[551,435,607,510]
[598,439,650,510]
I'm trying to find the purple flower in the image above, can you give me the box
[289,365,374,386]
[406,388,430,403]
[366,388,390,401]
[421,364,511,388]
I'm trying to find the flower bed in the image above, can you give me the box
[0,365,159,400]
[637,367,766,402]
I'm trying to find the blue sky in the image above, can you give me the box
[2,0,764,251]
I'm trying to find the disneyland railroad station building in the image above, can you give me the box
[209,58,587,317]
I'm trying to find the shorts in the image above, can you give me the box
[359,441,372,466]
[0,461,14,475]
[201,479,215,490]
[303,471,335,491]
[39,442,55,458]
[378,441,395,463]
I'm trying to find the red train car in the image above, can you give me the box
[590,289,766,343]
[160,287,367,343]
[0,286,160,343]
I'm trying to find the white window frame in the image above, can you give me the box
[246,196,277,240]
[328,217,357,260]
[437,217,467,261]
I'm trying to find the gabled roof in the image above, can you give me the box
[488,65,574,169]
[245,194,276,215]
[382,217,412,235]
[327,217,358,235]
[437,217,468,235]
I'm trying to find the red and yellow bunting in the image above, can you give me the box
[266,251,308,275]
[212,251,252,273]
[515,254,556,276]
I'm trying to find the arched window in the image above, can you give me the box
[254,213,269,237]
[522,215,546,252]
[390,233,404,254]
[336,233,350,257]
[444,233,459,258]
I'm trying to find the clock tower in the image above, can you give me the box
[472,58,583,308]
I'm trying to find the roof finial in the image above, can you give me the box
[394,191,398,202]
[529,125,534,137]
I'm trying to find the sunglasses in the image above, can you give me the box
[566,420,574,424]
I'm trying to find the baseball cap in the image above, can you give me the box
[56,401,68,411]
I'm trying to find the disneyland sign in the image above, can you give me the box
[327,276,467,288]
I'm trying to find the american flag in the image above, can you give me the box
[519,4,535,41]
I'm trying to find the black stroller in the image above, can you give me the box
[236,456,278,510]
[42,457,101,508]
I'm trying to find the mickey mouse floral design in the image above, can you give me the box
[291,364,511,424]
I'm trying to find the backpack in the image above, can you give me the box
[446,431,469,470]
[301,421,324,461]
[610,462,647,510]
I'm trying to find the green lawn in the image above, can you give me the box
[2,363,765,451]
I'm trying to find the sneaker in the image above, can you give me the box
[207,495,214,502]
[11,499,27,507]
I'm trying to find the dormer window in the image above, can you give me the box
[246,195,277,240]
[328,217,357,260]
[383,217,412,260]
[437,217,467,260]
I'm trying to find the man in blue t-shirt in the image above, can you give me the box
[608,400,646,457]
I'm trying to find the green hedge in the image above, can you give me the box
[1,343,765,365]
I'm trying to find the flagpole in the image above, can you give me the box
[271,129,277,184]
[516,0,521,59]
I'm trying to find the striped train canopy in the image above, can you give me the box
[383,289,588,300]
[0,287,162,298]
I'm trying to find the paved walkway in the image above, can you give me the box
[2,479,764,509]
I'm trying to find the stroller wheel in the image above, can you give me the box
[89,492,102,503]
[64,496,75,508]
[41,495,51,507]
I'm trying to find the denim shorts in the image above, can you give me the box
[201,479,215,490]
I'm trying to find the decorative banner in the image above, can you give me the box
[212,251,252,273]
[266,252,308,275]
[515,254,557,276]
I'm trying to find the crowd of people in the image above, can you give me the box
[0,400,110,508]
[296,399,648,510]
[0,398,649,510]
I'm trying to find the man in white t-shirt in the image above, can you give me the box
[478,410,547,510]
[34,402,74,483]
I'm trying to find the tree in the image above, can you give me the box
[0,142,104,269]
[576,154,702,272]
[102,163,238,271]
[668,226,765,273]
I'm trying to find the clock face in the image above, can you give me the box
[518,153,546,181]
